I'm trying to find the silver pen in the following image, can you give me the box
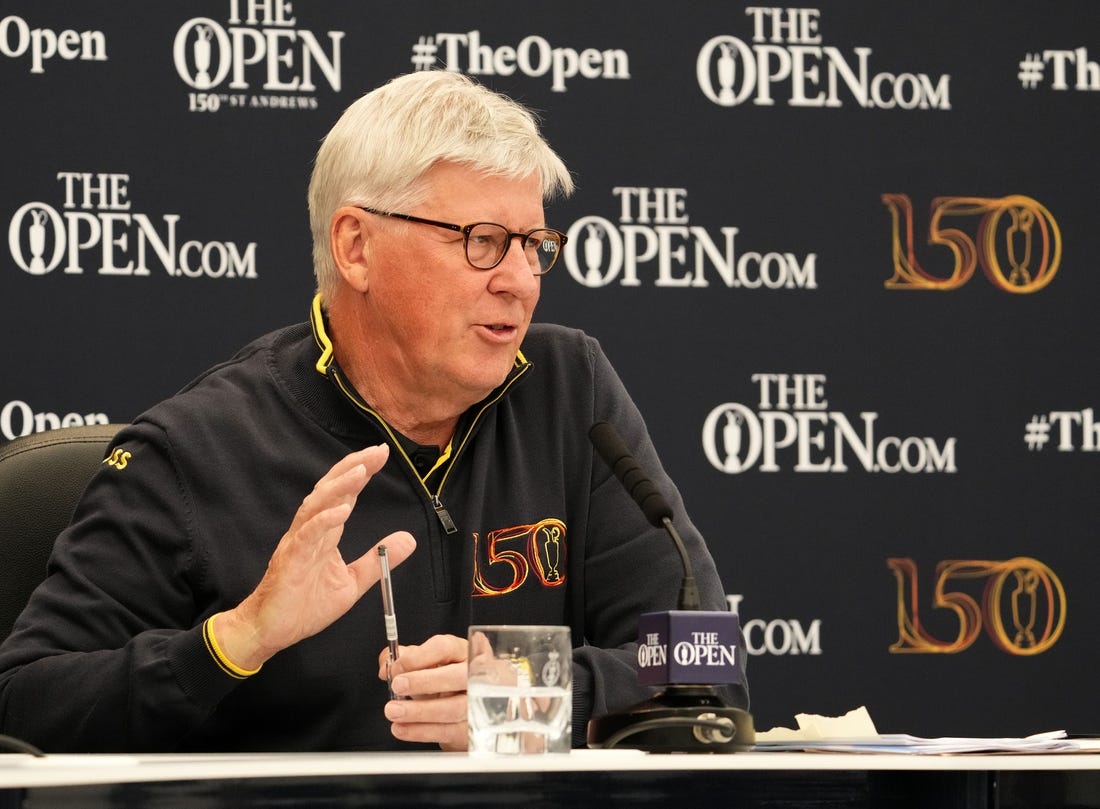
[378,545,401,698]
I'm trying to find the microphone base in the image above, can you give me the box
[586,685,755,753]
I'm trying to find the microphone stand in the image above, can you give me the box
[587,683,753,752]
[584,511,754,752]
[586,423,755,752]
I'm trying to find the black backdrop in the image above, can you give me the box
[4,1,1098,738]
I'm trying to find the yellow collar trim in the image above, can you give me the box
[311,294,335,375]
[310,293,529,376]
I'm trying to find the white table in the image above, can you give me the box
[2,748,1099,807]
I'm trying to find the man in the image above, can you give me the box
[0,71,743,752]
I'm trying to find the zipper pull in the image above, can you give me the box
[431,496,459,534]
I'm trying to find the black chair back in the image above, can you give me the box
[0,424,124,641]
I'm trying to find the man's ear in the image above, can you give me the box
[330,207,371,292]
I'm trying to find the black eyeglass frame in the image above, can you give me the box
[360,207,568,275]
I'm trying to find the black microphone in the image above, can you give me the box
[588,421,700,610]
[586,421,754,753]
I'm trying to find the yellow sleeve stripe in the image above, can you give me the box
[202,614,263,680]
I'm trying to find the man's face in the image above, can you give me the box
[362,163,545,412]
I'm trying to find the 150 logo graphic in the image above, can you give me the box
[882,195,1061,293]
[888,557,1066,655]
[472,519,567,597]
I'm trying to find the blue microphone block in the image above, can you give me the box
[636,610,744,686]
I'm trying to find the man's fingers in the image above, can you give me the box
[378,634,468,690]
[347,531,417,593]
[293,445,390,527]
[386,691,470,750]
[283,502,353,561]
[389,720,469,750]
[376,638,470,751]
[392,634,468,673]
[398,633,466,669]
[332,443,390,478]
[390,661,467,699]
[469,630,493,659]
[385,693,467,725]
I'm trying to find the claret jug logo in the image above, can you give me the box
[173,1,344,112]
[703,373,957,475]
[564,186,817,290]
[697,7,950,110]
[882,195,1061,293]
[8,171,258,280]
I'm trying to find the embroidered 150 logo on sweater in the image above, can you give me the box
[471,519,566,596]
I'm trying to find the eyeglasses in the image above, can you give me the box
[360,207,568,275]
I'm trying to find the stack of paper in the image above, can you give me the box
[754,706,1077,754]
